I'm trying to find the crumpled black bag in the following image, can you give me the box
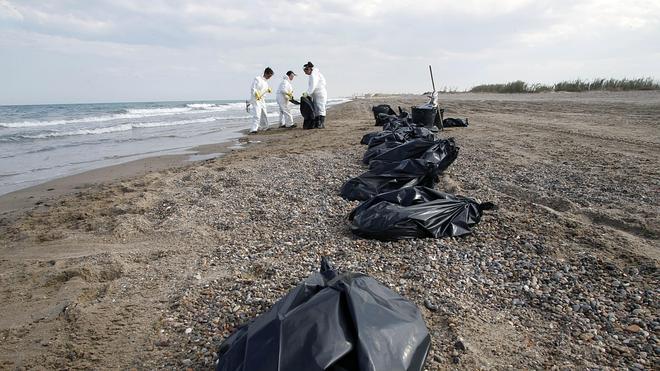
[340,159,440,201]
[366,138,459,171]
[361,127,436,148]
[399,126,437,142]
[362,141,404,164]
[360,130,406,146]
[215,258,431,371]
[349,187,495,241]
[443,118,468,127]
[300,95,316,129]
[372,105,396,126]
[382,116,415,131]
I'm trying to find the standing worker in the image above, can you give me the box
[302,61,327,128]
[276,71,297,128]
[248,67,274,133]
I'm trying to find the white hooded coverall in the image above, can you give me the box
[248,75,270,132]
[307,68,327,117]
[276,76,294,127]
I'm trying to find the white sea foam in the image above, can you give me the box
[0,112,181,128]
[132,117,218,128]
[186,103,218,109]
[186,102,246,111]
[0,102,246,128]
[15,115,253,140]
[124,107,191,115]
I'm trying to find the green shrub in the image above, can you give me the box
[469,78,659,93]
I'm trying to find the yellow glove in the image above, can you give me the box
[302,92,308,98]
[286,92,293,100]
[255,92,262,101]
[267,87,272,93]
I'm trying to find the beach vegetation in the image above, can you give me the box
[469,77,660,93]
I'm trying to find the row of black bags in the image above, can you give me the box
[215,104,488,371]
[344,104,493,241]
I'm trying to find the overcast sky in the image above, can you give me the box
[1,0,659,105]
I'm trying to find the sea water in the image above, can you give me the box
[0,98,349,195]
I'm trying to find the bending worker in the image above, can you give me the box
[248,67,274,133]
[302,61,327,128]
[276,71,297,128]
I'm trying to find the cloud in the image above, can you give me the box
[0,0,658,103]
[0,0,23,21]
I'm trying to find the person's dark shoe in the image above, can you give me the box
[318,115,326,129]
[289,124,297,128]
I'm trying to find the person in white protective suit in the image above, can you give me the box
[247,67,274,133]
[302,61,327,128]
[276,71,297,128]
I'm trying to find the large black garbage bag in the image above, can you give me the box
[349,187,495,241]
[369,138,459,172]
[362,141,403,164]
[360,131,381,145]
[372,104,396,126]
[443,118,468,127]
[340,159,439,201]
[216,257,431,371]
[300,95,316,129]
[360,127,435,148]
[360,130,406,147]
[382,117,414,131]
[398,126,436,142]
[360,131,399,146]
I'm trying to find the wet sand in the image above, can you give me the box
[0,92,658,369]
[0,138,246,215]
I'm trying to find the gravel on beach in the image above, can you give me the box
[0,92,658,370]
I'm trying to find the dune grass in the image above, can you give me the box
[469,78,660,93]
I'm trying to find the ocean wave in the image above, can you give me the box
[6,115,252,140]
[0,112,181,128]
[0,102,246,128]
[186,103,223,109]
[29,124,136,139]
[0,99,342,131]
[124,107,191,115]
[0,172,21,178]
[186,102,246,111]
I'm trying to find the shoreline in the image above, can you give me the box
[0,120,308,216]
[0,98,357,215]
[0,134,246,216]
[0,92,658,369]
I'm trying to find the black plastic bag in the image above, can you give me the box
[382,116,414,131]
[443,118,468,127]
[362,141,404,164]
[397,126,437,142]
[360,126,436,148]
[340,159,439,201]
[372,104,396,126]
[300,95,316,129]
[360,130,403,146]
[367,138,459,172]
[216,258,431,371]
[349,187,495,241]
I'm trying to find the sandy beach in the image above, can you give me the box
[1,91,658,369]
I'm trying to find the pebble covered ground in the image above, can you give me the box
[0,92,658,369]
